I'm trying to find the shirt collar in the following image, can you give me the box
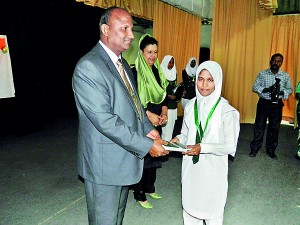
[99,41,121,64]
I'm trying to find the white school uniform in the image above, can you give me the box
[176,61,240,223]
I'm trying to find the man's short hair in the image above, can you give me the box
[271,53,284,62]
[99,7,129,35]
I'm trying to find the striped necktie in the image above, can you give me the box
[116,59,142,119]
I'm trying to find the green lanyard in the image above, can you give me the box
[193,97,221,164]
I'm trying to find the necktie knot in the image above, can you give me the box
[117,59,123,68]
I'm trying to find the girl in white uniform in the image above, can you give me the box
[171,61,240,225]
[161,55,178,141]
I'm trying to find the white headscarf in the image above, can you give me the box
[161,55,177,81]
[195,60,222,126]
[193,60,239,157]
[185,57,198,77]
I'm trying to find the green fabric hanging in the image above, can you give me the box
[135,34,168,108]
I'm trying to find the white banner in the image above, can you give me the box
[0,35,15,98]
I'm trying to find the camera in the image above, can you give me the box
[271,78,281,103]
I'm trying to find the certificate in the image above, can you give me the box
[163,142,191,152]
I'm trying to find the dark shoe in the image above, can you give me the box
[267,152,277,159]
[249,150,257,157]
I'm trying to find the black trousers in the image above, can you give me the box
[132,168,156,201]
[250,98,283,154]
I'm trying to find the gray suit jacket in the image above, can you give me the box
[72,43,154,186]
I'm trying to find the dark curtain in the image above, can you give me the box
[199,47,210,64]
[275,0,300,15]
[0,0,103,135]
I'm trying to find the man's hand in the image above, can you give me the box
[149,139,169,157]
[147,129,160,140]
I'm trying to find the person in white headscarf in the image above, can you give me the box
[181,57,198,109]
[161,55,182,141]
[171,61,240,225]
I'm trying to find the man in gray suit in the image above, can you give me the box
[72,6,169,225]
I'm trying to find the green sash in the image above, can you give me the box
[193,97,221,164]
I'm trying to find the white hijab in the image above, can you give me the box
[185,57,198,77]
[193,60,239,157]
[161,55,177,81]
[195,60,223,126]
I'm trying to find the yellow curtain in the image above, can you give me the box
[211,0,299,123]
[211,0,273,123]
[75,0,154,20]
[153,1,201,116]
[270,15,300,122]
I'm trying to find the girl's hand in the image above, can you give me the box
[183,144,201,156]
[170,137,179,143]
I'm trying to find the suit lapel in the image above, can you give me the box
[96,44,125,87]
[96,43,143,119]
